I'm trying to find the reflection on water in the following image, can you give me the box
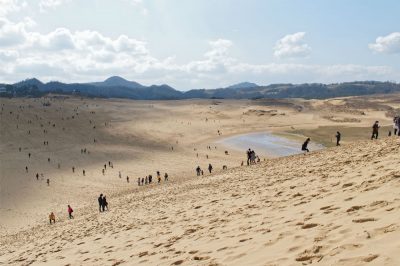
[217,132,323,157]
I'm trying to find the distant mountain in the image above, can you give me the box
[90,76,145,89]
[14,78,44,89]
[226,82,259,90]
[5,77,400,100]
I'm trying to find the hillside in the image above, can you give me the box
[2,78,400,100]
[1,137,399,265]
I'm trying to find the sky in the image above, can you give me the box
[0,0,399,90]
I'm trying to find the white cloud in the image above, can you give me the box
[274,32,311,58]
[39,0,70,12]
[369,32,400,54]
[0,17,398,88]
[0,0,27,16]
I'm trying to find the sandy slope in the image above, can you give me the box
[0,137,399,265]
[0,95,399,265]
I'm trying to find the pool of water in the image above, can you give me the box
[217,132,323,157]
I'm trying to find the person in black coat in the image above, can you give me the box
[98,194,103,212]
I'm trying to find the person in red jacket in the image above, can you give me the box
[68,205,74,219]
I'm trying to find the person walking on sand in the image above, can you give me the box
[250,150,256,164]
[98,194,103,212]
[164,172,168,181]
[371,121,380,140]
[246,149,251,165]
[397,117,400,136]
[336,131,341,146]
[126,176,129,183]
[36,173,39,180]
[102,196,108,211]
[208,163,213,174]
[49,212,56,224]
[68,205,74,219]
[302,138,310,153]
[196,166,201,176]
[138,177,141,186]
[395,116,400,136]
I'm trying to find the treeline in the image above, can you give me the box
[2,79,400,100]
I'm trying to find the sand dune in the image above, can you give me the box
[1,95,399,265]
[1,137,399,265]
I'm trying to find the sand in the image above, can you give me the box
[0,94,399,265]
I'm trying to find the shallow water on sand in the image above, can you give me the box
[217,132,324,157]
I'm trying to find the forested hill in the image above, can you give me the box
[1,77,399,100]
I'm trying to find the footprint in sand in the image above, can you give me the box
[352,218,376,223]
[171,259,184,265]
[338,254,379,263]
[193,256,210,261]
[188,250,198,254]
[346,205,364,212]
[301,223,319,229]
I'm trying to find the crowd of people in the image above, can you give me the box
[246,149,260,165]
[137,171,169,186]
[5,100,398,226]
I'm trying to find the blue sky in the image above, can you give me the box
[0,0,399,90]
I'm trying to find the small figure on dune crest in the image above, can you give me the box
[47,179,50,186]
[336,131,341,146]
[25,166,28,173]
[371,121,379,140]
[164,172,168,181]
[36,173,39,180]
[68,205,74,219]
[72,166,75,173]
[83,169,86,176]
[126,176,129,183]
[137,177,141,186]
[302,138,310,153]
[119,171,121,178]
[208,163,213,174]
[49,212,55,224]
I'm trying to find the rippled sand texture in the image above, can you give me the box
[1,137,399,265]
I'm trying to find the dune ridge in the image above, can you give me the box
[1,137,399,265]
